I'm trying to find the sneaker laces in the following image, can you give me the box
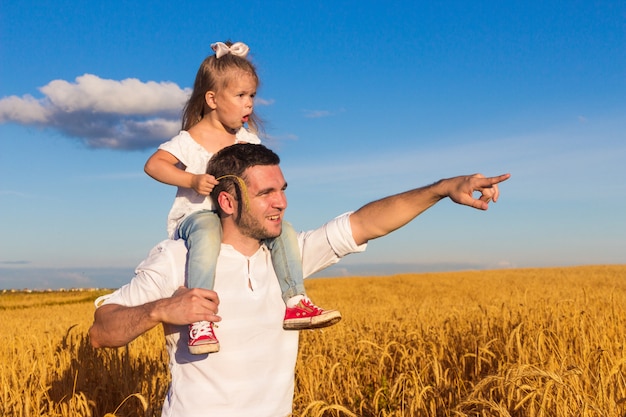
[190,321,215,338]
[299,298,324,315]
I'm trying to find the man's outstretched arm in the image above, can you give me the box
[349,173,510,245]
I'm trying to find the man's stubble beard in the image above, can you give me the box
[235,209,281,241]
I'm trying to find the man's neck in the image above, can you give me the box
[221,222,262,257]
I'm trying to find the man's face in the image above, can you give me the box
[235,164,287,241]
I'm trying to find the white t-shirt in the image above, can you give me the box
[159,129,261,239]
[96,212,366,417]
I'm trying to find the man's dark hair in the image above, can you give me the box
[207,143,280,218]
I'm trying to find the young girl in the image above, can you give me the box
[145,41,341,355]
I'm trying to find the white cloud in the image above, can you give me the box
[302,108,346,119]
[0,190,34,198]
[303,109,331,118]
[0,95,50,123]
[255,97,275,106]
[0,74,191,150]
[40,74,187,114]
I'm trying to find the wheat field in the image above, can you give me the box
[2,265,626,416]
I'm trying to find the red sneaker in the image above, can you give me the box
[188,321,220,354]
[283,299,342,330]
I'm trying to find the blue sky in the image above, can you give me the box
[1,1,624,290]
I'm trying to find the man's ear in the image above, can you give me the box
[217,191,236,215]
[205,91,217,110]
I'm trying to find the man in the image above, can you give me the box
[89,143,510,417]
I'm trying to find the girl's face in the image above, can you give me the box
[210,71,257,133]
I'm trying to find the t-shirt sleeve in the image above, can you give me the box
[94,240,186,308]
[158,135,189,167]
[298,212,367,278]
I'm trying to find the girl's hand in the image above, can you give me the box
[191,174,219,196]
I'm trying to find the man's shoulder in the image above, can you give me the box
[152,239,187,254]
[98,240,186,308]
[139,239,188,267]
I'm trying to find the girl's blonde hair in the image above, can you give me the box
[182,41,262,133]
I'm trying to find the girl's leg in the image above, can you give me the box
[178,210,222,291]
[267,221,342,330]
[178,210,222,355]
[265,221,306,303]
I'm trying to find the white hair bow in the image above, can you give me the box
[211,42,250,59]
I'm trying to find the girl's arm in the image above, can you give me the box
[145,149,217,195]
